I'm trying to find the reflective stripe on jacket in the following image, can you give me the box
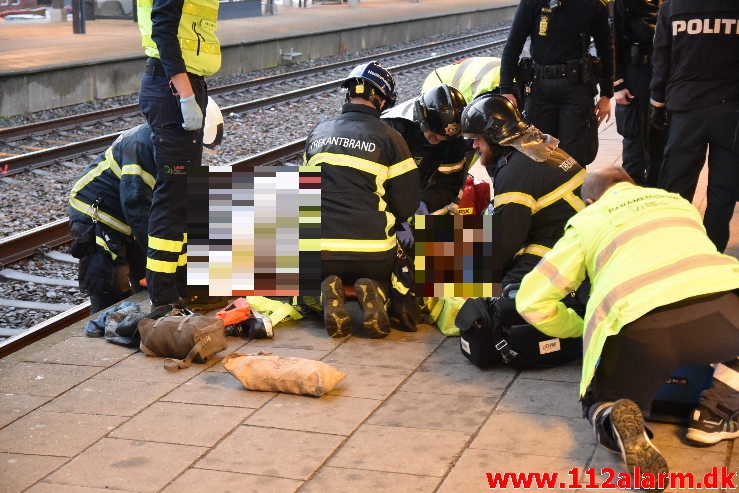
[138,0,220,77]
[516,182,739,396]
[304,103,420,262]
[68,124,157,253]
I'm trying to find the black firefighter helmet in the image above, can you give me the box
[460,94,529,144]
[413,83,467,138]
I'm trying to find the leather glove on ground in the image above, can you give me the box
[180,95,203,131]
[396,222,414,250]
[80,251,115,294]
[649,104,669,130]
[416,201,429,215]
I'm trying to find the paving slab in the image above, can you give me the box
[161,370,278,408]
[437,448,584,493]
[0,453,67,493]
[367,390,497,433]
[0,361,101,396]
[327,423,470,477]
[197,425,344,480]
[93,350,211,383]
[245,392,381,435]
[302,466,442,493]
[109,401,253,446]
[41,376,178,416]
[471,411,597,460]
[496,377,583,418]
[44,438,206,492]
[162,468,303,493]
[0,410,125,456]
[25,485,130,493]
[326,362,414,400]
[0,392,50,428]
[323,338,441,370]
[402,360,515,396]
[21,336,137,367]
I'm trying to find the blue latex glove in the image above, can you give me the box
[416,201,429,215]
[180,95,203,131]
[396,222,414,250]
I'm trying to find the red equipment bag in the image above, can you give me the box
[457,175,491,215]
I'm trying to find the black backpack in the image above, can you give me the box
[456,284,582,369]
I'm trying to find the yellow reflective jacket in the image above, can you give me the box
[138,0,220,77]
[422,57,501,103]
[516,182,739,396]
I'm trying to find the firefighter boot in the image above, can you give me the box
[321,275,351,338]
[354,278,391,338]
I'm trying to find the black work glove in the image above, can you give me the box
[396,222,414,250]
[80,251,114,294]
[649,104,669,129]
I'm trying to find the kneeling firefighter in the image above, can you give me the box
[455,94,585,368]
[68,97,224,313]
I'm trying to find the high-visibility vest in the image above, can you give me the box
[137,0,221,77]
[422,57,501,103]
[517,182,739,396]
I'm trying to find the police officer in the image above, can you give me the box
[382,83,469,216]
[137,0,220,309]
[421,57,502,104]
[650,0,739,253]
[68,99,224,314]
[460,94,585,288]
[499,0,614,167]
[304,61,420,339]
[613,0,667,185]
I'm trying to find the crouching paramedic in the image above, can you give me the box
[68,99,224,313]
[304,61,419,339]
[516,166,739,488]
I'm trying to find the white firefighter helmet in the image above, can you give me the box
[203,96,224,149]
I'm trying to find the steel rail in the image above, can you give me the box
[0,218,73,268]
[0,302,90,359]
[0,27,508,142]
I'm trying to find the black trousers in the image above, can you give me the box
[659,100,739,252]
[322,248,395,288]
[615,63,667,186]
[525,78,598,166]
[139,67,208,306]
[584,291,739,419]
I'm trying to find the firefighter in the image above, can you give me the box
[499,0,614,167]
[650,0,739,253]
[612,0,666,186]
[68,99,224,314]
[304,61,420,339]
[516,166,739,487]
[382,83,469,219]
[460,94,585,288]
[137,0,221,309]
[421,56,502,103]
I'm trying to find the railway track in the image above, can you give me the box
[0,28,509,175]
[0,26,510,356]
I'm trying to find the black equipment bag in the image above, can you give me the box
[649,365,714,425]
[456,284,582,369]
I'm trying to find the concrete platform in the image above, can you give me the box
[0,115,736,491]
[0,0,517,116]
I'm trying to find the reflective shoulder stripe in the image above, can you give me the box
[437,158,466,174]
[309,152,388,179]
[121,164,156,190]
[104,148,122,178]
[533,169,585,213]
[582,253,739,353]
[182,1,218,20]
[595,217,704,272]
[387,157,417,180]
[321,237,396,252]
[494,191,537,210]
